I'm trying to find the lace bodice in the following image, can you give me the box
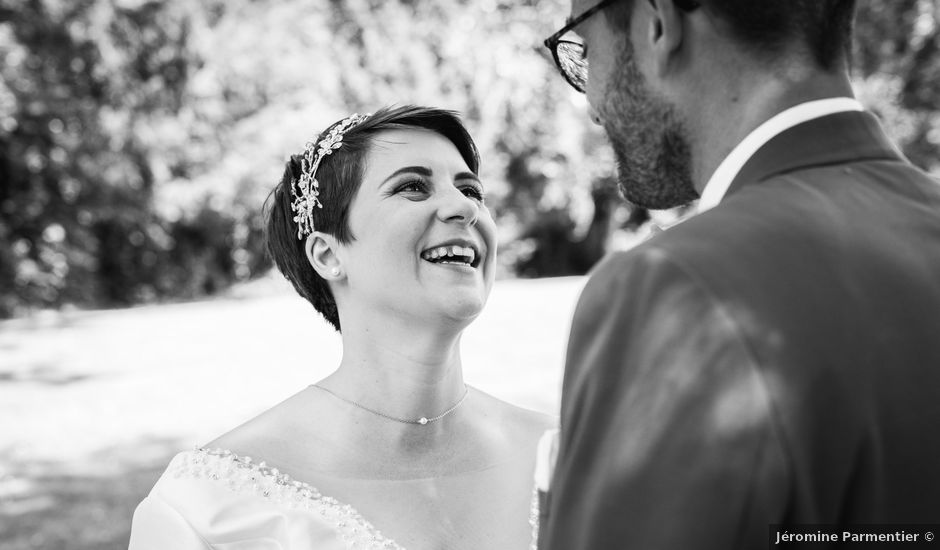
[129,448,540,550]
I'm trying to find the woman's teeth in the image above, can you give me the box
[421,245,477,266]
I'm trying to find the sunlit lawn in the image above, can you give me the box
[0,274,584,550]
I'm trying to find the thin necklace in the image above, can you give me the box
[311,384,470,426]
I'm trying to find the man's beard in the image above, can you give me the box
[598,41,698,210]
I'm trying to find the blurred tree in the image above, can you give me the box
[1,0,938,317]
[0,0,266,316]
[853,0,940,173]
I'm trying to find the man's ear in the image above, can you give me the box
[646,0,685,77]
[305,231,345,281]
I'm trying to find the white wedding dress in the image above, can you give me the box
[129,448,541,549]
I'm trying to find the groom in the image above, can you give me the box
[539,0,940,548]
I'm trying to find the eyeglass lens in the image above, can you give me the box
[556,41,588,92]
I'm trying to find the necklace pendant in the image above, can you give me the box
[418,417,429,425]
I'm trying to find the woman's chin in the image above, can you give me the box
[432,296,487,326]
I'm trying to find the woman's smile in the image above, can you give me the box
[420,240,482,268]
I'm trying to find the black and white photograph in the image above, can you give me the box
[1,1,939,549]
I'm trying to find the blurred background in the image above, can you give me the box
[1,0,938,548]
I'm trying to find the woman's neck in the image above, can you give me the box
[318,315,468,432]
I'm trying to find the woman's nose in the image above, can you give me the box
[437,187,479,226]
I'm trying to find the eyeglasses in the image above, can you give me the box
[543,0,701,94]
[543,0,616,93]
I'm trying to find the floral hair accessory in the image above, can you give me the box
[290,113,371,240]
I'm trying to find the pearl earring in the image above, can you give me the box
[330,267,340,276]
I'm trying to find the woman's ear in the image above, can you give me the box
[305,231,345,281]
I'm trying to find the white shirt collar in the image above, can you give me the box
[696,97,865,213]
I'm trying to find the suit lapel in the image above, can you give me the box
[724,110,907,201]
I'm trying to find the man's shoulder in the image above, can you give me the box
[577,240,712,325]
[580,181,842,315]
[579,156,940,334]
[585,214,739,297]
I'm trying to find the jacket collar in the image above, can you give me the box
[724,110,906,201]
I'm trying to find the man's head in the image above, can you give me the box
[553,0,857,209]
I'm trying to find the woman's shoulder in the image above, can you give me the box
[202,388,326,465]
[202,416,280,463]
[131,448,404,549]
[143,449,298,511]
[151,448,329,508]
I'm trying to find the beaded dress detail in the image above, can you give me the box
[173,448,404,549]
[130,447,540,550]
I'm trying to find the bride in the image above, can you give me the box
[128,105,554,549]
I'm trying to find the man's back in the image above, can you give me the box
[668,113,940,521]
[544,111,940,548]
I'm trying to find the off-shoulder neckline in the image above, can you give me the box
[169,447,539,550]
[172,447,406,549]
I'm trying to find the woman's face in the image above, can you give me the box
[336,128,496,327]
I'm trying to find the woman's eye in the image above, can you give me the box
[396,179,428,194]
[461,185,485,202]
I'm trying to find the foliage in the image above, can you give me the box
[0,0,267,316]
[1,0,938,317]
[853,0,940,173]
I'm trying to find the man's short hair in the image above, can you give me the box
[608,0,857,70]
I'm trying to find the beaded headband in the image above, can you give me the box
[290,113,371,240]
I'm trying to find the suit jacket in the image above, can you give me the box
[540,111,940,549]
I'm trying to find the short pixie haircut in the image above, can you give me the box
[265,105,480,332]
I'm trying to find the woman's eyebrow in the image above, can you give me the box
[380,167,480,186]
[381,166,433,186]
[455,172,481,183]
